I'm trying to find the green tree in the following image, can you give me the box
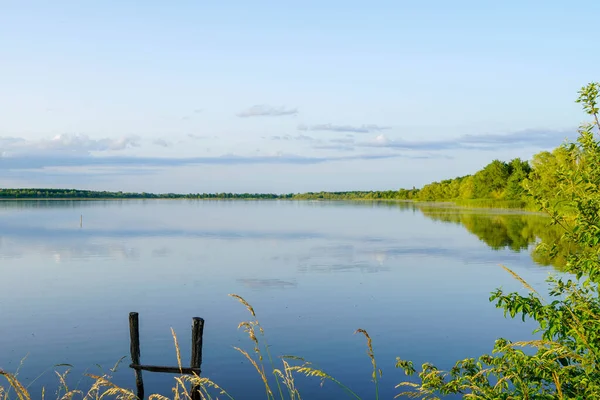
[505,158,532,200]
[458,175,475,199]
[473,159,511,198]
[523,146,575,204]
[395,82,600,398]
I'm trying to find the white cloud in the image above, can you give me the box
[374,134,389,144]
[268,134,317,142]
[298,124,390,133]
[330,137,355,144]
[358,129,575,151]
[0,134,140,156]
[153,139,172,147]
[237,105,298,118]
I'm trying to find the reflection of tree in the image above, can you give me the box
[302,201,572,270]
[417,207,569,270]
[0,199,112,210]
[528,228,575,270]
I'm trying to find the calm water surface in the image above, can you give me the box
[0,200,560,399]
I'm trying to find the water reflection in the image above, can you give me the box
[415,206,568,269]
[151,247,172,257]
[298,262,390,274]
[418,207,542,250]
[0,199,567,269]
[306,201,567,269]
[0,199,131,210]
[237,278,298,289]
[0,237,140,261]
[0,200,559,400]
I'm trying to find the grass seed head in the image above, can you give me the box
[228,294,256,317]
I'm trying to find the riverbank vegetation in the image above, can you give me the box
[2,82,600,398]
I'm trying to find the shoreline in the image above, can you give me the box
[0,197,542,214]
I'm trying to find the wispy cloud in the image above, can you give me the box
[269,134,317,142]
[308,128,570,154]
[312,137,356,152]
[0,134,140,156]
[312,144,355,152]
[357,129,575,151]
[298,123,390,133]
[330,137,355,144]
[237,105,298,118]
[0,151,430,172]
[458,129,574,148]
[0,133,409,172]
[296,134,315,141]
[152,139,172,147]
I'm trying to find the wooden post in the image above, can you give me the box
[190,317,204,400]
[127,313,204,398]
[129,312,145,400]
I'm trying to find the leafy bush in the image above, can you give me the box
[394,82,600,399]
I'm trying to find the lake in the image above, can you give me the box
[0,200,561,399]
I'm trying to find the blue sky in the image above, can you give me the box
[0,0,597,193]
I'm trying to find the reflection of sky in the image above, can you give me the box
[0,238,139,261]
[237,278,297,289]
[0,201,557,399]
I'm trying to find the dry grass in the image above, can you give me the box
[0,367,138,400]
[1,294,408,400]
[354,329,382,400]
[499,264,539,294]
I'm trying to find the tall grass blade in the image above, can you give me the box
[355,329,380,400]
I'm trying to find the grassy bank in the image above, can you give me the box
[451,198,533,210]
[0,191,539,212]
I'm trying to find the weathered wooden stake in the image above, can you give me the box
[129,312,145,400]
[190,317,205,400]
[128,313,204,399]
[130,365,201,374]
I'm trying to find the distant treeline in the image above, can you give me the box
[0,146,569,207]
[0,189,291,200]
[291,189,419,200]
[0,188,421,201]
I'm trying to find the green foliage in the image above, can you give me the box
[410,157,535,205]
[473,160,511,198]
[395,81,600,398]
[523,147,575,207]
[506,158,532,200]
[291,189,419,201]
